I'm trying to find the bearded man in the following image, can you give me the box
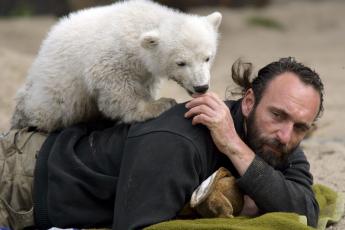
[0,57,323,230]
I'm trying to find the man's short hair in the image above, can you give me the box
[229,57,324,120]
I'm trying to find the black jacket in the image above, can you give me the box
[34,100,319,229]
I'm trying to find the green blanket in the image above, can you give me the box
[145,184,344,230]
[313,184,345,229]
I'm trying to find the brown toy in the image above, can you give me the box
[189,167,244,218]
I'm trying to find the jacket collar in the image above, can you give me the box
[225,99,246,142]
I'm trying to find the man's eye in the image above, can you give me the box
[272,111,281,118]
[294,125,309,133]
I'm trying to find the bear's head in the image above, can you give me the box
[140,12,222,95]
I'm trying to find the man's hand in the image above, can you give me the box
[184,92,255,176]
[240,195,260,217]
[184,92,239,156]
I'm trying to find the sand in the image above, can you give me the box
[0,1,344,228]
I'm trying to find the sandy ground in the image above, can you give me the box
[0,1,344,229]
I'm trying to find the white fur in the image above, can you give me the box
[11,0,222,131]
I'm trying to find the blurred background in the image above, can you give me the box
[2,0,344,134]
[0,0,271,17]
[0,1,344,228]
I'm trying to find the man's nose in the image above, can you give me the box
[277,123,294,145]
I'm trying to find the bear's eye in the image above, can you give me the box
[205,57,210,62]
[177,61,186,67]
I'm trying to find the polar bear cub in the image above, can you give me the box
[11,0,222,132]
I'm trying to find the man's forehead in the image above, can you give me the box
[261,72,321,122]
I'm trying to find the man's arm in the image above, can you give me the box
[185,92,319,227]
[237,149,319,227]
[184,92,255,176]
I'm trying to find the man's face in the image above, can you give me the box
[242,72,321,168]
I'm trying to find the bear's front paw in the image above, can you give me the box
[156,97,177,107]
[149,97,177,116]
[123,97,177,122]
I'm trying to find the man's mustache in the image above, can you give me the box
[263,138,290,156]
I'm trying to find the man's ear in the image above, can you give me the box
[140,30,159,49]
[206,12,222,31]
[242,89,255,118]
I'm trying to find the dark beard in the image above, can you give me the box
[245,108,294,169]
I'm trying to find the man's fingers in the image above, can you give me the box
[194,92,223,104]
[184,104,216,118]
[191,113,213,126]
[186,93,220,110]
[186,97,217,109]
[207,92,226,106]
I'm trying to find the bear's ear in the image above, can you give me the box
[140,30,159,49]
[206,12,222,31]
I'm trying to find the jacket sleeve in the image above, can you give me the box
[236,148,319,227]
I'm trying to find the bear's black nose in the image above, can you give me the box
[193,85,209,94]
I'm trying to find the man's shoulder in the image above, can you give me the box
[285,146,310,169]
[289,147,308,161]
[128,103,210,141]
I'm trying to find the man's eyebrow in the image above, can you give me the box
[269,106,312,129]
[269,107,289,119]
[294,122,312,131]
